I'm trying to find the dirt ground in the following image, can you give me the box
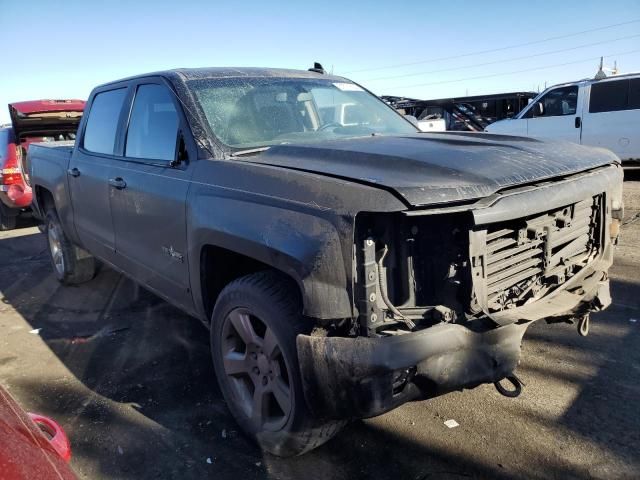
[1,175,639,480]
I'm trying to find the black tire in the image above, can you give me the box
[0,209,17,231]
[210,270,346,457]
[45,209,95,284]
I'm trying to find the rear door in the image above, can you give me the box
[68,86,129,261]
[581,77,640,161]
[108,80,196,310]
[525,85,582,143]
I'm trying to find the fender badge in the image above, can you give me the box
[162,245,184,262]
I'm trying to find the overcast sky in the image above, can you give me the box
[1,0,639,123]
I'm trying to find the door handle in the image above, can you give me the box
[68,168,80,177]
[575,117,581,128]
[108,177,127,190]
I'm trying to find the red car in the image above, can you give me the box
[0,100,85,230]
[0,385,76,479]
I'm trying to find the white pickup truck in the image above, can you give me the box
[486,73,640,168]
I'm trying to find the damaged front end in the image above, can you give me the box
[298,165,623,420]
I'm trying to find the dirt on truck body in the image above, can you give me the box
[28,65,624,456]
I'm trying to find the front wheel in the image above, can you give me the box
[45,209,96,284]
[210,271,345,456]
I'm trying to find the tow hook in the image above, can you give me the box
[494,374,525,398]
[577,314,590,337]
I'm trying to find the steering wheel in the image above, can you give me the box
[318,122,343,131]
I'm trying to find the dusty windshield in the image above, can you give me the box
[188,77,417,149]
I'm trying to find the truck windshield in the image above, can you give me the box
[188,77,417,150]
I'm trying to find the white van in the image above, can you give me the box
[486,73,640,167]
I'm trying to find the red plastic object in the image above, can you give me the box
[28,413,72,462]
[1,129,32,208]
[0,385,77,479]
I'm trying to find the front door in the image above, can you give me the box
[526,85,582,144]
[108,82,195,310]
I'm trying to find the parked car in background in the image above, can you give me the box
[29,67,622,456]
[0,385,75,479]
[416,115,447,132]
[0,100,85,230]
[486,73,640,168]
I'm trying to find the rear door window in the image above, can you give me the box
[125,84,179,161]
[589,79,630,113]
[628,78,640,110]
[83,88,127,155]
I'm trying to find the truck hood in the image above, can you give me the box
[251,132,620,206]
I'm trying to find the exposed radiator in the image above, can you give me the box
[472,195,603,312]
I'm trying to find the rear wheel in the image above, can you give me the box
[210,271,345,456]
[0,207,17,231]
[45,209,95,284]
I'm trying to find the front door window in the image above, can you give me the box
[535,86,579,117]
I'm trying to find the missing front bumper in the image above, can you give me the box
[297,321,527,420]
[298,273,612,421]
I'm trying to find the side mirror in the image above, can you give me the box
[405,115,419,127]
[533,101,545,117]
[171,134,188,167]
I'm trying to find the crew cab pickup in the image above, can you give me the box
[29,67,624,456]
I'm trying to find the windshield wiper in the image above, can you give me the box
[230,146,271,157]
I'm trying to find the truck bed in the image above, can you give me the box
[27,141,74,178]
[28,141,76,220]
[28,139,74,160]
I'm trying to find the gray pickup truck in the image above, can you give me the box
[29,67,624,456]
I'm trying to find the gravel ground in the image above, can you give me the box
[0,174,638,480]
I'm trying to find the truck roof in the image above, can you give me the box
[96,67,348,90]
[539,71,640,91]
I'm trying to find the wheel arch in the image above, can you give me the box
[34,185,56,217]
[193,232,353,323]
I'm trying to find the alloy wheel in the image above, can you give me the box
[220,307,292,431]
[48,222,65,276]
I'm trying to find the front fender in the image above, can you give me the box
[188,194,352,320]
[186,157,408,322]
